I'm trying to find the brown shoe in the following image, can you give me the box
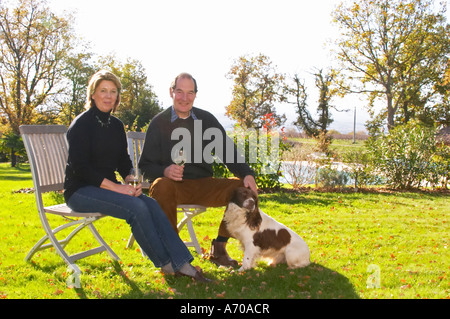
[209,239,239,268]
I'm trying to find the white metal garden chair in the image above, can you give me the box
[126,131,207,254]
[19,125,120,274]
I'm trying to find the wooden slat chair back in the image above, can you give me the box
[20,125,120,274]
[126,131,206,254]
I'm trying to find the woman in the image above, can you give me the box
[64,69,210,282]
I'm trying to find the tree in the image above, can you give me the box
[285,69,340,153]
[430,60,450,127]
[97,56,162,131]
[0,0,74,134]
[332,0,450,131]
[57,47,96,126]
[226,54,286,130]
[0,129,25,166]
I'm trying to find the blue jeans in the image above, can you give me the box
[67,186,193,272]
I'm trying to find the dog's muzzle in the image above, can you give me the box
[242,198,256,211]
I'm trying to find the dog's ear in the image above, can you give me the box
[228,188,242,206]
[229,187,250,206]
[246,206,262,230]
[245,189,261,229]
[252,190,259,209]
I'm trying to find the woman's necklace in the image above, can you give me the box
[95,115,111,128]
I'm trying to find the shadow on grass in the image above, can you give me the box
[260,189,446,208]
[29,257,358,299]
[73,261,146,299]
[0,164,31,181]
[163,262,358,299]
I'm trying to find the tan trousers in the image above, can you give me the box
[149,177,244,238]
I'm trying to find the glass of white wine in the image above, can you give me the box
[129,168,143,187]
[174,148,186,166]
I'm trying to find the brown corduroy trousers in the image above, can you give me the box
[149,177,244,238]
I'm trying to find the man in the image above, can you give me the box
[139,72,257,267]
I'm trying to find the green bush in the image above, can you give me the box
[317,166,349,188]
[367,121,448,189]
[213,131,290,189]
[340,149,384,189]
[213,120,291,189]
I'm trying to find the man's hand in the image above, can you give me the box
[243,175,258,194]
[164,164,184,181]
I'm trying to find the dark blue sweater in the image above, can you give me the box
[64,105,132,201]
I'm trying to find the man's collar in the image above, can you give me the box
[170,106,198,122]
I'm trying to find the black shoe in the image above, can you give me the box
[175,270,213,283]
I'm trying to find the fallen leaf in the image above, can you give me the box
[216,291,226,298]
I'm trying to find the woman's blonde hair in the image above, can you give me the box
[85,70,122,112]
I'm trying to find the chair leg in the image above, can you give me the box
[25,217,87,262]
[87,223,120,261]
[26,214,120,270]
[177,215,189,231]
[125,234,147,258]
[186,219,202,255]
[25,233,51,262]
[43,219,82,270]
[126,233,135,249]
[177,210,202,255]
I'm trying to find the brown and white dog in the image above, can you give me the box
[224,187,310,271]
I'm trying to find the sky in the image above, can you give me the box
[45,0,427,133]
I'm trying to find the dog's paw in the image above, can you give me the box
[238,266,248,272]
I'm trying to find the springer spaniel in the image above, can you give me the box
[224,187,310,271]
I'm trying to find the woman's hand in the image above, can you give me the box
[101,177,141,197]
[133,182,143,197]
[124,174,143,197]
[120,183,138,196]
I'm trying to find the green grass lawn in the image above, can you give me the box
[286,136,367,154]
[0,163,448,299]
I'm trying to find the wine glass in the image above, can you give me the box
[129,168,143,187]
[174,148,186,166]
